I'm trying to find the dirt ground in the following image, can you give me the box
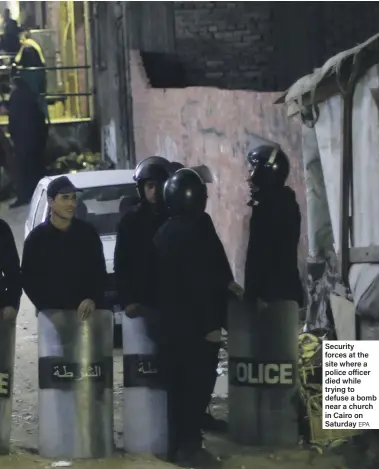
[0,202,375,469]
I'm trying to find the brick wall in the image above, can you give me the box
[322,3,379,60]
[129,51,307,285]
[173,2,276,91]
[168,2,379,91]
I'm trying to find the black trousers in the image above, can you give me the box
[161,339,220,459]
[13,146,45,202]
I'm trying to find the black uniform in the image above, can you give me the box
[244,145,303,306]
[203,213,234,328]
[0,219,21,310]
[114,156,173,311]
[154,213,231,340]
[244,186,303,306]
[169,162,233,434]
[21,218,107,311]
[153,169,231,460]
[114,201,167,309]
[8,78,47,205]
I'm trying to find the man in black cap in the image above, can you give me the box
[21,176,107,319]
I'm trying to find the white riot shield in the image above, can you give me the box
[38,309,114,459]
[122,315,168,455]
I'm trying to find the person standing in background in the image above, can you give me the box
[14,29,47,99]
[0,9,21,55]
[8,71,47,208]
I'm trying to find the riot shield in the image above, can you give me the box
[123,315,168,455]
[38,309,114,459]
[228,299,299,446]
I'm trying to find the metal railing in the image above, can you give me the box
[0,1,94,123]
[0,63,94,122]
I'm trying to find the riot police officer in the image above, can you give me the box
[244,145,303,307]
[170,161,238,433]
[114,156,172,319]
[153,168,232,466]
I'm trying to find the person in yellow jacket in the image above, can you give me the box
[15,30,45,68]
[14,29,46,96]
[12,29,49,130]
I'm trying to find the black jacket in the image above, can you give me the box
[202,213,234,328]
[8,80,47,150]
[1,19,20,54]
[244,186,304,306]
[0,219,21,310]
[153,212,233,341]
[114,202,167,309]
[21,218,107,311]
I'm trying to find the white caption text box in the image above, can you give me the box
[322,340,379,430]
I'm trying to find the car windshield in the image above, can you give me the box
[75,184,139,236]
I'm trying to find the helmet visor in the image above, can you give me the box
[247,159,265,192]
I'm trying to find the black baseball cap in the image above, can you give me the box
[47,176,82,199]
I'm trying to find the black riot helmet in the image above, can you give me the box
[247,145,290,204]
[133,156,172,183]
[164,168,207,216]
[133,156,172,202]
[170,161,185,174]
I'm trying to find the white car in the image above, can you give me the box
[24,169,139,342]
